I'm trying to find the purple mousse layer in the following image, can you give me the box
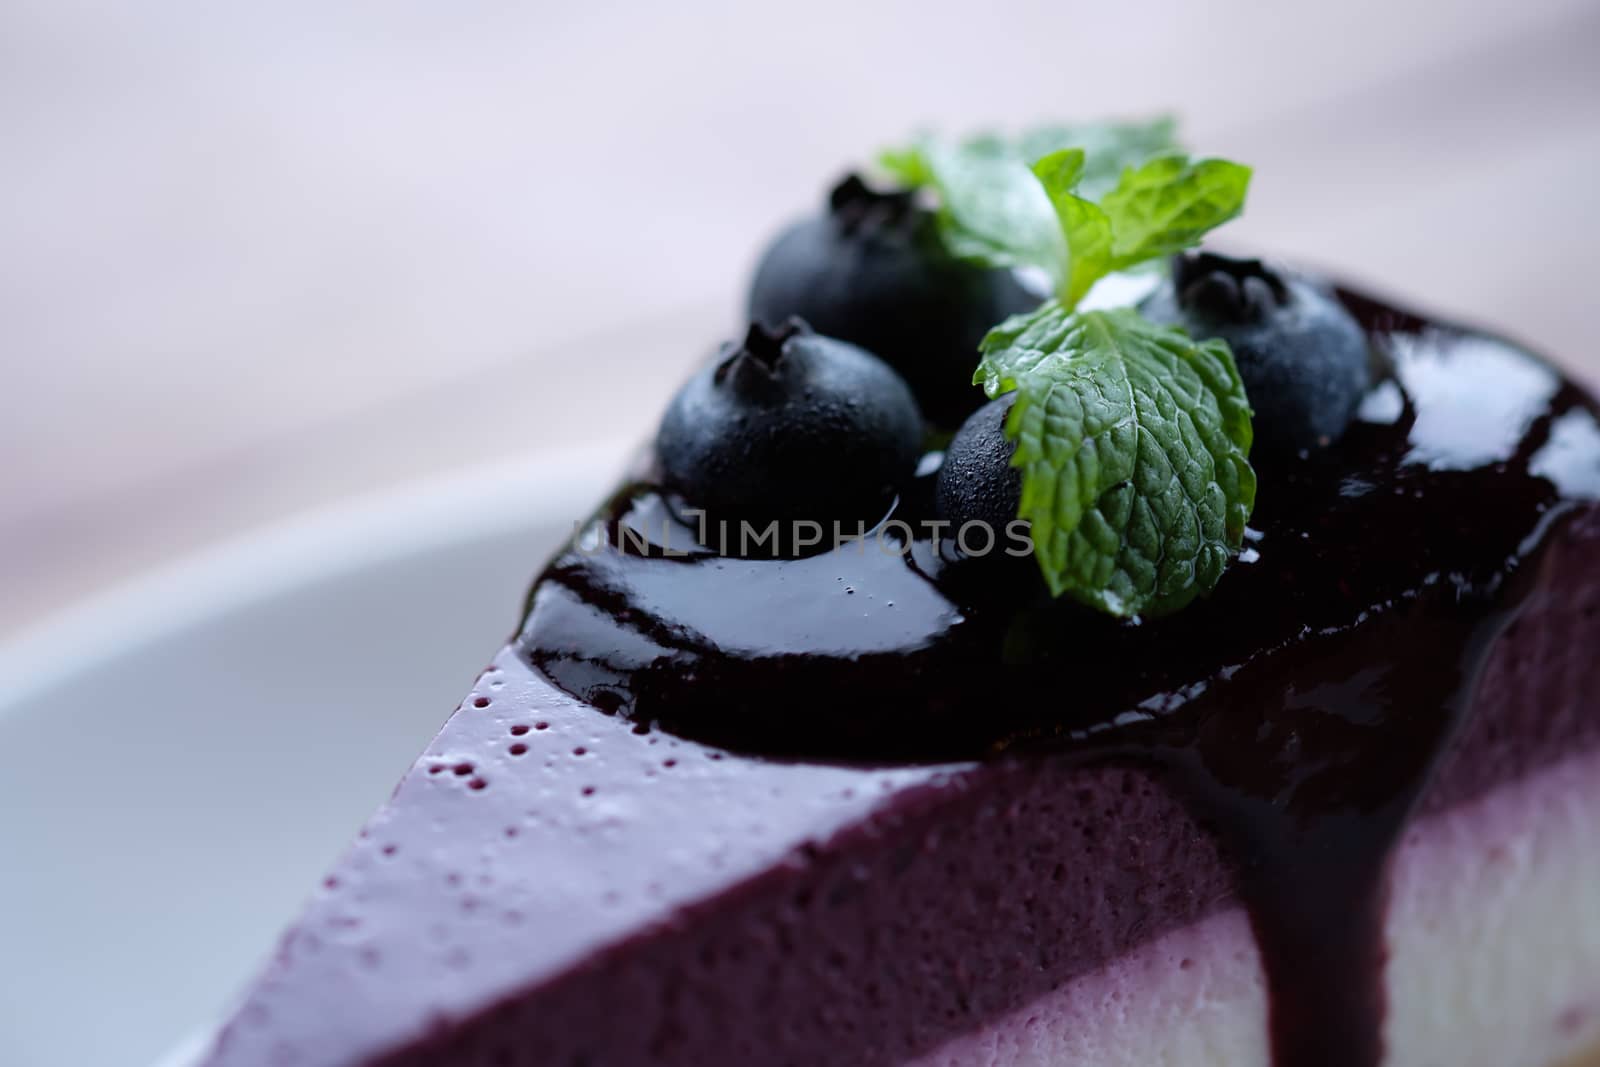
[203,510,1600,1067]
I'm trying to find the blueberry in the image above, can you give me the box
[935,394,1023,543]
[1141,252,1371,453]
[747,174,1040,429]
[655,319,923,547]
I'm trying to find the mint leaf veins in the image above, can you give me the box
[976,306,1255,617]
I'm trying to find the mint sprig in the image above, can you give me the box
[887,120,1258,617]
[977,306,1255,617]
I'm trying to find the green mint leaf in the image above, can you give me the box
[1031,149,1113,308]
[1029,150,1253,308]
[1014,116,1181,198]
[1100,155,1252,269]
[976,305,1256,618]
[877,116,1181,286]
[880,138,1066,284]
[877,144,934,188]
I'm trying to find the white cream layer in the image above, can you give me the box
[911,749,1600,1067]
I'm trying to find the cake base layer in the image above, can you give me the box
[911,746,1600,1067]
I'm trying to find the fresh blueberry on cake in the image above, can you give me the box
[197,118,1600,1067]
[1140,251,1372,453]
[654,317,924,553]
[747,172,1039,429]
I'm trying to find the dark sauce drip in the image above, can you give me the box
[520,290,1600,1067]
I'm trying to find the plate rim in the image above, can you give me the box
[0,439,630,713]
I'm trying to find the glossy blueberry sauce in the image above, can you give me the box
[520,288,1600,1067]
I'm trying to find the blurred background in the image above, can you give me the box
[3,6,1599,1065]
[3,0,1598,638]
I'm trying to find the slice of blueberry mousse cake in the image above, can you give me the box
[198,121,1600,1067]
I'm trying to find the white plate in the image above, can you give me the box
[0,442,630,1067]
